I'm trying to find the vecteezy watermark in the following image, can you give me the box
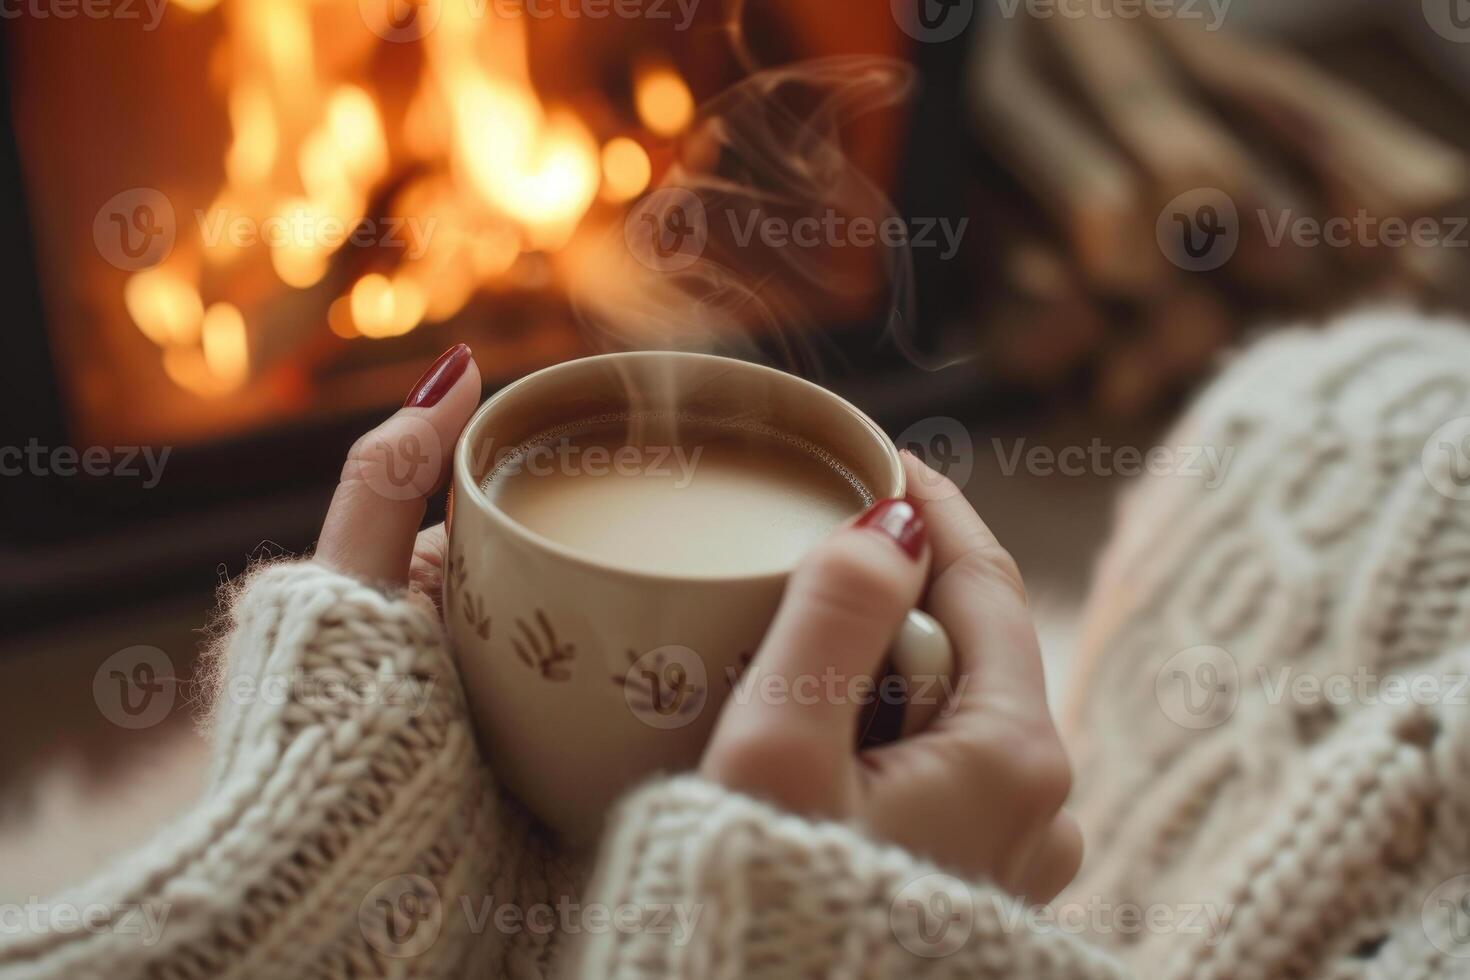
[615,645,969,731]
[0,0,168,31]
[359,0,700,43]
[992,0,1231,30]
[892,872,1234,960]
[0,899,171,947]
[1157,188,1240,272]
[891,874,976,957]
[1423,0,1470,44]
[1156,646,1470,730]
[356,416,445,503]
[624,190,971,272]
[996,895,1233,946]
[196,207,438,260]
[1422,416,1470,501]
[481,0,700,27]
[361,417,707,504]
[360,874,443,958]
[1423,874,1470,959]
[359,875,703,958]
[724,210,970,261]
[891,0,975,43]
[726,664,967,715]
[992,438,1236,489]
[896,417,975,500]
[0,441,171,488]
[94,188,176,272]
[93,646,177,730]
[484,440,704,489]
[1257,210,1470,251]
[95,189,437,271]
[218,670,438,716]
[617,646,709,730]
[624,188,709,274]
[1257,667,1470,711]
[1155,646,1240,731]
[358,0,443,42]
[1160,188,1470,272]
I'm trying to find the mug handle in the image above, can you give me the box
[890,609,955,737]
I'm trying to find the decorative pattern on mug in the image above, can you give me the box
[461,593,491,641]
[511,610,575,681]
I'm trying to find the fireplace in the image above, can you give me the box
[1,0,973,627]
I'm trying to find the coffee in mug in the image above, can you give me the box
[479,414,873,577]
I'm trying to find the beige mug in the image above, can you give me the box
[446,351,953,840]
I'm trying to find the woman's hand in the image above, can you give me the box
[701,451,1082,902]
[314,343,481,601]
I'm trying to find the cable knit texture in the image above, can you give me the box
[0,564,579,980]
[577,311,1470,979]
[2,310,1468,978]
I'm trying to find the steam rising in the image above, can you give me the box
[572,55,947,376]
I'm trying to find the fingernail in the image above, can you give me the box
[855,498,926,560]
[404,344,472,408]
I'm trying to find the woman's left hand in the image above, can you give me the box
[313,343,481,601]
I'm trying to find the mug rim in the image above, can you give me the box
[452,350,905,586]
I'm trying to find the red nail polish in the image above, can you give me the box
[404,344,472,408]
[856,498,926,560]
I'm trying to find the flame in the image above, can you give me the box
[451,75,599,249]
[268,197,335,289]
[328,295,357,338]
[201,302,250,388]
[601,137,652,203]
[350,273,426,338]
[125,268,204,346]
[635,64,694,137]
[134,0,667,396]
[225,82,278,188]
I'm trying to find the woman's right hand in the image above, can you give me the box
[701,451,1082,902]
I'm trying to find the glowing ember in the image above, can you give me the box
[351,273,427,339]
[601,137,653,202]
[124,268,204,347]
[201,302,250,390]
[635,64,695,138]
[267,197,336,289]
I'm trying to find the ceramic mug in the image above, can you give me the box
[445,351,953,840]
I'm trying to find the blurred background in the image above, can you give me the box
[4,0,1469,899]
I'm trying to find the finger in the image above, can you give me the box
[408,523,448,606]
[1013,812,1084,904]
[862,714,1072,879]
[900,450,1052,724]
[703,499,929,807]
[316,345,480,587]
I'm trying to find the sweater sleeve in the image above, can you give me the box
[0,560,561,980]
[572,777,1131,980]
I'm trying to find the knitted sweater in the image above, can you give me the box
[2,311,1467,978]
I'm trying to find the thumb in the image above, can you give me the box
[316,344,481,587]
[706,499,929,795]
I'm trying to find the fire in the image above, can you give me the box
[124,267,204,347]
[267,197,335,289]
[601,138,653,203]
[635,63,695,137]
[224,82,277,188]
[350,273,427,339]
[201,303,250,389]
[138,0,696,398]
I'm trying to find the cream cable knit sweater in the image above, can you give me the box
[3,312,1468,979]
